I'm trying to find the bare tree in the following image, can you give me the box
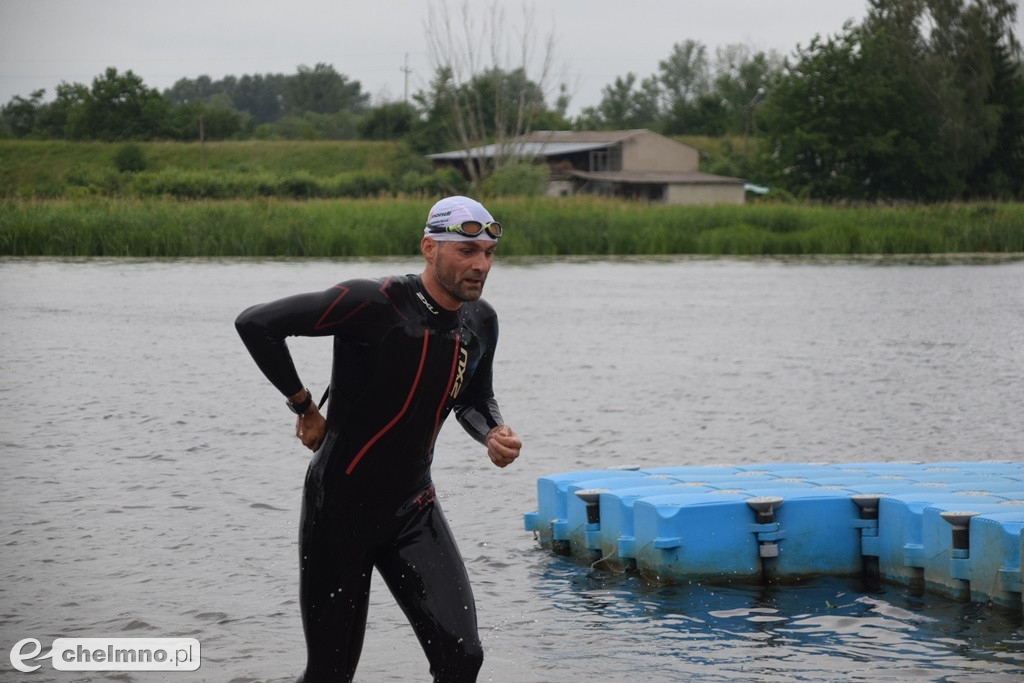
[424,0,561,188]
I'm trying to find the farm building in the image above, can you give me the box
[426,129,747,205]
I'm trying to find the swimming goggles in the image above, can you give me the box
[427,221,502,239]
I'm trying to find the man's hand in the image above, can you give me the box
[485,425,522,468]
[295,408,326,452]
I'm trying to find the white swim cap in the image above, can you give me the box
[424,196,499,242]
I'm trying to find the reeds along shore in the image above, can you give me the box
[1,197,1022,257]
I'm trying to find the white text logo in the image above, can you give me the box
[10,637,201,672]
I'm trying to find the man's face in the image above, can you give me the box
[431,239,496,304]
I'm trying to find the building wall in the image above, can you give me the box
[546,180,574,197]
[665,183,746,205]
[621,131,699,173]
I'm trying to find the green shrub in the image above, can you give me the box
[425,168,468,196]
[113,144,147,173]
[24,175,65,199]
[130,168,249,199]
[397,170,428,195]
[481,162,549,197]
[334,171,392,198]
[278,171,327,198]
[65,164,121,195]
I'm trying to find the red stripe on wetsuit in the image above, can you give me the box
[315,278,405,331]
[345,330,459,475]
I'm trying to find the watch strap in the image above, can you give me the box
[287,388,313,415]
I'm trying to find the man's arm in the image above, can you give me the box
[235,285,362,452]
[453,312,521,467]
[237,292,325,394]
[455,392,521,468]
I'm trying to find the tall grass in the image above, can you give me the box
[2,196,1021,257]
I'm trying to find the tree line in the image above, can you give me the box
[0,63,372,143]
[577,0,1023,201]
[2,0,1022,202]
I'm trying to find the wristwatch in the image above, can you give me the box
[287,388,313,416]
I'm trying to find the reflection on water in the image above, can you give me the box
[525,557,1024,681]
[0,256,1022,682]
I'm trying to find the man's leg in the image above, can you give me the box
[376,492,484,683]
[296,490,374,682]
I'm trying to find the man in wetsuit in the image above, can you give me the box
[235,196,522,682]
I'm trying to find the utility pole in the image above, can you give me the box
[744,87,766,157]
[400,53,412,102]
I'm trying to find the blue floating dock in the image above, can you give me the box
[523,462,1024,611]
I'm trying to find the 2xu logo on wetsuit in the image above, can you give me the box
[450,347,469,400]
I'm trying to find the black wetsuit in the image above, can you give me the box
[235,274,503,682]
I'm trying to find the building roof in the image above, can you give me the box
[426,129,659,160]
[571,170,746,186]
[515,129,648,144]
[426,140,612,161]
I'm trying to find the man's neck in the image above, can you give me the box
[419,270,462,311]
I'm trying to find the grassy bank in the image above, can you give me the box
[0,138,744,200]
[2,196,1022,257]
[0,140,435,198]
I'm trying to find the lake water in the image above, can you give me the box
[1,255,1023,682]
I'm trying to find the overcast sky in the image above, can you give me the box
[2,0,1020,117]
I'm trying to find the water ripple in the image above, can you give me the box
[2,258,1023,682]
